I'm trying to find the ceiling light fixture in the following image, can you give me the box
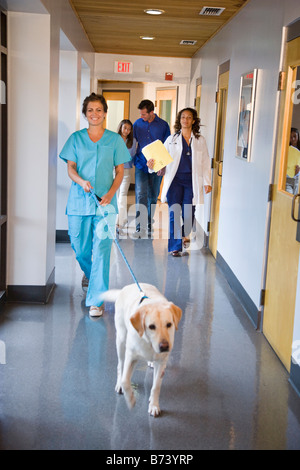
[140,36,155,40]
[144,9,165,15]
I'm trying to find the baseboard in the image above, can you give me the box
[0,290,6,314]
[56,229,70,243]
[289,361,300,397]
[6,268,55,304]
[216,251,259,328]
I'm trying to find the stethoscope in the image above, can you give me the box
[171,132,193,155]
[186,138,192,156]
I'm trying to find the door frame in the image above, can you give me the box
[209,62,230,258]
[155,86,178,132]
[102,90,130,131]
[0,7,7,307]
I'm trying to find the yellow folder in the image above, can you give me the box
[287,145,300,177]
[142,139,173,172]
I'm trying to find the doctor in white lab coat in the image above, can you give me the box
[148,108,212,256]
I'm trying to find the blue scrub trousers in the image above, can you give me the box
[167,174,195,252]
[68,214,115,307]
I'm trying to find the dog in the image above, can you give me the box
[102,283,182,417]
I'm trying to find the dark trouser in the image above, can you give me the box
[135,167,162,231]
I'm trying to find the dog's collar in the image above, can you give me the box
[139,294,149,305]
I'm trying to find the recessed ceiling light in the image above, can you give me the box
[140,36,155,40]
[144,9,165,15]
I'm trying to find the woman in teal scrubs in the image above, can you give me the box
[60,93,130,316]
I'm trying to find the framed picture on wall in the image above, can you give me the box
[236,69,258,161]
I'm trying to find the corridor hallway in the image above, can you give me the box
[0,210,300,450]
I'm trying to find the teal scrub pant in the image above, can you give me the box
[68,214,116,307]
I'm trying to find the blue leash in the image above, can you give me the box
[89,189,148,303]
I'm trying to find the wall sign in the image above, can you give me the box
[165,72,173,81]
[114,61,133,74]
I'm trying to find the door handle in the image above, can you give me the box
[217,160,223,177]
[291,193,300,222]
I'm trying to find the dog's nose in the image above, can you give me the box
[159,340,169,352]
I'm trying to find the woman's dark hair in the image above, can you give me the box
[117,119,134,148]
[138,99,154,113]
[291,127,300,150]
[174,107,201,138]
[82,93,108,115]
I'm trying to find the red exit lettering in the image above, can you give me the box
[115,61,133,73]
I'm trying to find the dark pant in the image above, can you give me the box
[167,174,195,252]
[135,167,163,231]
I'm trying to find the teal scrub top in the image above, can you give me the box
[59,128,131,215]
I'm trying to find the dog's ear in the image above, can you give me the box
[130,308,146,337]
[170,304,182,330]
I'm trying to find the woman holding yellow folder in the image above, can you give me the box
[148,108,212,256]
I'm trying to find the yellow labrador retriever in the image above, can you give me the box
[102,283,182,417]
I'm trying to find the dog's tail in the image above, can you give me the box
[100,289,121,304]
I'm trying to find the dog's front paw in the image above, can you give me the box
[115,382,123,394]
[148,402,161,417]
[124,389,136,409]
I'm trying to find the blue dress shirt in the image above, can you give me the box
[133,114,170,173]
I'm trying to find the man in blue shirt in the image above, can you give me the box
[133,99,170,237]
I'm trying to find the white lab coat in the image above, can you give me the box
[161,132,211,205]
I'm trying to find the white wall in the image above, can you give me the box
[191,0,300,308]
[95,53,191,84]
[7,0,94,293]
[190,0,300,369]
[95,52,191,120]
[7,11,51,285]
[56,48,78,232]
[79,59,91,130]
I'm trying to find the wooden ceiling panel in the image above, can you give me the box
[70,0,250,58]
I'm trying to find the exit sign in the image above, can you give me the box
[114,61,133,74]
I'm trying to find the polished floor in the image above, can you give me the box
[1,208,300,450]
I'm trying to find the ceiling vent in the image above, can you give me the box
[180,40,197,45]
[199,6,225,16]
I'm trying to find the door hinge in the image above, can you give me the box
[207,221,211,232]
[278,71,286,91]
[268,183,274,202]
[215,91,220,103]
[260,289,266,306]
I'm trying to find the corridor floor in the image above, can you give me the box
[1,229,300,450]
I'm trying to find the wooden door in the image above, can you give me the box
[102,90,130,132]
[209,70,229,258]
[263,37,300,371]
